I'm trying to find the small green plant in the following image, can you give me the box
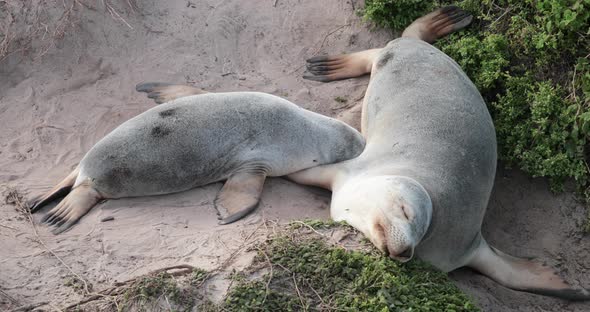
[190,268,209,286]
[362,0,438,31]
[289,218,351,230]
[121,272,181,309]
[125,273,178,300]
[118,271,200,311]
[63,275,87,294]
[363,0,590,224]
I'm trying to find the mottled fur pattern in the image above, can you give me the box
[30,91,365,234]
[77,92,365,198]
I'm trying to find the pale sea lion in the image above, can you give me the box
[293,6,590,300]
[29,86,364,234]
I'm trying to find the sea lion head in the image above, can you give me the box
[332,175,432,262]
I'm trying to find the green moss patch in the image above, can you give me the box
[223,229,478,311]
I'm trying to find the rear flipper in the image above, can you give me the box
[303,49,382,83]
[136,82,208,104]
[215,170,267,225]
[40,181,102,234]
[303,6,473,83]
[467,238,590,300]
[29,166,79,213]
[402,5,473,43]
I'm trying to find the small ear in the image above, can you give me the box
[214,170,267,225]
[136,82,207,104]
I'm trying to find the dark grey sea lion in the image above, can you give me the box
[30,87,364,234]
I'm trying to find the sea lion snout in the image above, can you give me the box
[389,246,414,263]
[374,220,415,262]
[387,227,415,262]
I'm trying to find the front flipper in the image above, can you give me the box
[215,171,267,225]
[303,49,382,83]
[468,237,590,300]
[136,82,208,104]
[287,163,343,191]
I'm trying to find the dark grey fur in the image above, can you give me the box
[77,92,364,198]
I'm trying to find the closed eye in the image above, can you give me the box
[400,204,410,220]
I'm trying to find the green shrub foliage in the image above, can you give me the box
[363,0,590,193]
[224,236,478,311]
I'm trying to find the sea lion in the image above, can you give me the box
[293,6,590,300]
[29,86,365,234]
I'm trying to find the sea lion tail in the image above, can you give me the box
[29,166,80,213]
[136,82,207,104]
[40,180,102,235]
[467,236,590,300]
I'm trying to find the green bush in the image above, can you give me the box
[363,0,590,195]
[362,0,438,30]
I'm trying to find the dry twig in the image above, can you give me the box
[64,264,197,310]
[0,288,19,306]
[257,246,274,306]
[5,189,92,296]
[103,0,133,29]
[0,223,17,231]
[292,273,307,312]
[0,0,135,63]
[65,221,266,309]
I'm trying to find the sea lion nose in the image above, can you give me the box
[398,247,413,258]
[390,246,414,263]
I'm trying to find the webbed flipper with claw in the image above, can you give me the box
[136,82,207,104]
[214,170,266,225]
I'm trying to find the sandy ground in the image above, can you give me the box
[1,0,589,311]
